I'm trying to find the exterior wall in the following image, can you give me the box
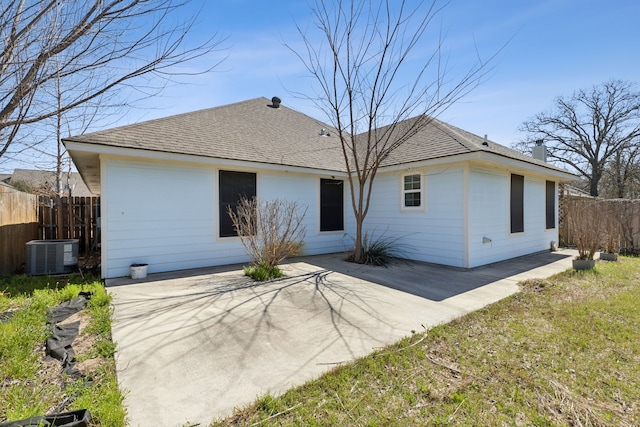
[467,166,558,267]
[102,159,353,278]
[101,157,562,278]
[363,166,466,267]
[260,172,355,255]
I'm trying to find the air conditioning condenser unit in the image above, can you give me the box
[25,239,79,275]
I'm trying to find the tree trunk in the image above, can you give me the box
[353,216,364,263]
[590,166,602,197]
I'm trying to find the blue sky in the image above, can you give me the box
[2,0,639,173]
[131,0,640,144]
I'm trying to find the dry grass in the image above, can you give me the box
[211,257,640,426]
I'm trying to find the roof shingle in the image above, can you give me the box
[66,97,347,172]
[65,96,567,175]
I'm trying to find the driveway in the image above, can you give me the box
[107,249,576,426]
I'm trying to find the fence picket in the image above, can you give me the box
[0,185,39,274]
[559,194,640,254]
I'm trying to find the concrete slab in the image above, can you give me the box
[107,249,576,426]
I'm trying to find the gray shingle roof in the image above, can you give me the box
[66,97,347,172]
[9,169,95,196]
[65,96,568,176]
[374,115,564,172]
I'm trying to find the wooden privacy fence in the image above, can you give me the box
[560,197,640,253]
[0,185,39,274]
[38,196,101,255]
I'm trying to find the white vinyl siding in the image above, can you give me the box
[100,157,563,277]
[467,167,558,267]
[260,173,352,255]
[365,166,464,267]
[102,159,352,278]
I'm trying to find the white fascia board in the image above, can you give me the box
[65,141,348,178]
[378,151,577,181]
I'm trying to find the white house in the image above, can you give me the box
[64,97,575,278]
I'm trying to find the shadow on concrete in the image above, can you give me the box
[294,250,574,302]
[106,250,576,425]
[106,262,249,287]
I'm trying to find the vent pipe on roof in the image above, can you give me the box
[271,96,281,108]
[482,134,489,146]
[532,139,547,162]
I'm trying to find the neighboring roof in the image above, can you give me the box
[9,169,95,197]
[561,184,593,198]
[65,97,346,172]
[65,96,575,193]
[0,173,11,183]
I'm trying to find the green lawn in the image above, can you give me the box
[2,258,638,427]
[212,257,640,426]
[0,274,125,426]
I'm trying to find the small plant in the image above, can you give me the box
[347,232,404,266]
[243,262,285,281]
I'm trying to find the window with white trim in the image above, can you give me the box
[402,173,423,209]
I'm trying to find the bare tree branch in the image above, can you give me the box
[519,79,640,197]
[0,0,225,160]
[288,0,498,262]
[228,197,308,267]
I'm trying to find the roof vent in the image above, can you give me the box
[319,128,330,137]
[271,96,281,108]
[482,134,489,146]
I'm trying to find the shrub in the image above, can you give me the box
[228,197,307,267]
[243,262,285,281]
[566,198,602,260]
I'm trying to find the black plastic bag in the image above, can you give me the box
[0,409,91,427]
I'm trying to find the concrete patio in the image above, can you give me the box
[107,249,576,426]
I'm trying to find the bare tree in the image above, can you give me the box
[43,61,123,197]
[290,0,495,263]
[520,79,640,197]
[228,197,308,267]
[600,142,640,198]
[0,0,223,161]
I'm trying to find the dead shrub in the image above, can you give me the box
[228,197,308,267]
[566,198,602,260]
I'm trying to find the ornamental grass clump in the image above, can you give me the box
[347,231,405,267]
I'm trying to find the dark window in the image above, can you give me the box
[545,180,555,229]
[320,179,344,231]
[510,174,524,233]
[219,170,256,237]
